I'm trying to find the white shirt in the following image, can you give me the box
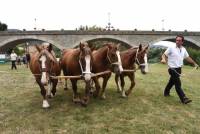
[10,53,17,61]
[164,46,189,68]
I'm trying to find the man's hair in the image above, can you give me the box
[176,34,184,42]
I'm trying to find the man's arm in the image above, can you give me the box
[161,53,168,64]
[185,57,199,68]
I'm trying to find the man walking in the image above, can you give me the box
[161,34,199,104]
[10,50,17,70]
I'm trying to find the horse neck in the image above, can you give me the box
[95,46,109,63]
[123,48,137,65]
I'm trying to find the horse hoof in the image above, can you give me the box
[101,96,106,100]
[73,98,81,104]
[42,100,50,108]
[93,91,99,98]
[50,93,55,98]
[121,95,127,98]
[81,101,88,107]
[125,91,130,96]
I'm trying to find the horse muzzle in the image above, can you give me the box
[83,73,92,81]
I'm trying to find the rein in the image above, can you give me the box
[170,67,198,77]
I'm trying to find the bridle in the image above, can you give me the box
[38,52,55,79]
[135,48,146,67]
[106,48,121,66]
[78,51,92,76]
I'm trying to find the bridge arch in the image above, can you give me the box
[0,36,63,52]
[150,36,200,49]
[72,37,133,49]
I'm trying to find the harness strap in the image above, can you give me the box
[135,48,146,67]
[106,48,120,65]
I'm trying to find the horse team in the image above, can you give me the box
[28,42,149,108]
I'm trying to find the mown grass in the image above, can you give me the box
[0,63,200,134]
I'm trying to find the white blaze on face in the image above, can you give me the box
[84,55,91,81]
[39,55,47,84]
[116,51,123,72]
[144,54,149,72]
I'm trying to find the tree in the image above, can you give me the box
[0,21,8,31]
[77,25,105,31]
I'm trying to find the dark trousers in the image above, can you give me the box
[11,61,17,70]
[164,67,185,101]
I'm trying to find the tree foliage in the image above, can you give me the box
[0,21,8,31]
[76,25,105,31]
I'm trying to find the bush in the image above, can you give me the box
[184,48,200,65]
[148,47,200,65]
[148,48,166,63]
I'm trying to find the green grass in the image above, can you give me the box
[0,63,200,134]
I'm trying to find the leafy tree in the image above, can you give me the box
[0,21,7,31]
[77,25,105,31]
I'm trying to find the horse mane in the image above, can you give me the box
[92,45,108,55]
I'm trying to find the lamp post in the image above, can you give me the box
[162,19,165,31]
[34,18,37,30]
[106,12,114,31]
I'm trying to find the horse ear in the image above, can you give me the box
[79,42,84,50]
[139,44,142,51]
[145,44,149,51]
[90,45,96,52]
[48,44,53,52]
[106,44,112,50]
[35,45,41,52]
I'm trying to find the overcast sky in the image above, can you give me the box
[1,0,200,31]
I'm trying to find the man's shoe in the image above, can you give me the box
[182,98,192,104]
[164,94,170,97]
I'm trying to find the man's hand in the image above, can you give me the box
[161,54,167,64]
[194,63,199,70]
[161,59,166,64]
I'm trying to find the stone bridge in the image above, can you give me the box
[0,30,200,52]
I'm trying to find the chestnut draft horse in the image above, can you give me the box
[60,42,94,106]
[29,44,61,108]
[92,43,123,99]
[115,44,149,97]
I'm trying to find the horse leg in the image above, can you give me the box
[64,79,68,90]
[115,74,122,93]
[125,73,135,96]
[92,77,101,98]
[51,79,58,97]
[71,79,81,103]
[100,74,111,99]
[118,75,126,98]
[63,70,68,90]
[81,80,91,107]
[37,80,50,108]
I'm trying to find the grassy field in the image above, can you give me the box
[0,63,200,134]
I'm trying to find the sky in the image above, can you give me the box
[1,0,200,31]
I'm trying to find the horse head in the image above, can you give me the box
[36,44,57,85]
[106,43,123,74]
[79,42,93,82]
[134,44,149,74]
